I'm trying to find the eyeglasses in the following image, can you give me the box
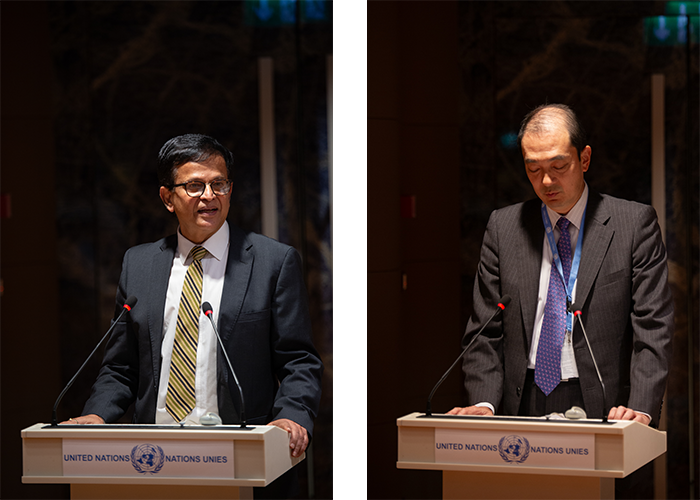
[171,180,232,197]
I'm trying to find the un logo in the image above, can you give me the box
[131,443,165,474]
[498,435,530,464]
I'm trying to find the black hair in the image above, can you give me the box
[157,134,234,187]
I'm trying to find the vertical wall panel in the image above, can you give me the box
[0,2,65,499]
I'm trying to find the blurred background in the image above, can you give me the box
[1,1,333,499]
[368,1,698,499]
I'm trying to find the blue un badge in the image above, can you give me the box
[498,435,530,464]
[131,443,165,474]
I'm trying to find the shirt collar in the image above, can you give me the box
[176,221,230,264]
[546,183,588,231]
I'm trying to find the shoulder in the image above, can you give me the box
[228,225,300,264]
[487,198,541,228]
[124,235,176,259]
[597,192,651,212]
[590,191,657,225]
[120,236,177,273]
[247,231,295,254]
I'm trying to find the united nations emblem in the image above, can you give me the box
[498,435,530,464]
[131,443,165,474]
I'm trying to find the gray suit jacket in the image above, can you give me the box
[461,191,673,422]
[83,224,323,435]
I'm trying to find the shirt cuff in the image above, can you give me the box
[475,402,495,415]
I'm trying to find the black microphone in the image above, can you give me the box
[201,302,247,428]
[52,296,137,426]
[426,295,511,416]
[569,303,608,422]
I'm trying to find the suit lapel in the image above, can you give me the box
[219,226,254,343]
[575,191,613,310]
[517,193,613,345]
[519,200,545,347]
[149,235,177,389]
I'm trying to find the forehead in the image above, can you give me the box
[174,154,227,181]
[521,128,574,162]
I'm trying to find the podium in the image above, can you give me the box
[397,412,666,499]
[22,423,303,499]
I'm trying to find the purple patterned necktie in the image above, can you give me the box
[535,217,572,396]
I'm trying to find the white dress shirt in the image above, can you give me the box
[528,183,588,379]
[477,185,587,415]
[155,222,230,424]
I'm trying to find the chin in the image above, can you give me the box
[197,222,220,235]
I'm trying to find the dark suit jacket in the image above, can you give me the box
[461,191,673,422]
[83,223,323,436]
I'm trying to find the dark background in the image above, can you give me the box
[1,1,333,499]
[368,1,698,499]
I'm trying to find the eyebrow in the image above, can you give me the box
[182,176,227,183]
[524,154,569,164]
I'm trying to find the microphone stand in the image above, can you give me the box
[51,297,137,426]
[426,296,510,416]
[570,305,608,422]
[202,302,248,428]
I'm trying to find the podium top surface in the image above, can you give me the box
[397,412,667,478]
[22,423,282,441]
[22,422,302,488]
[397,412,664,437]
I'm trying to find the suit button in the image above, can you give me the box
[517,387,521,397]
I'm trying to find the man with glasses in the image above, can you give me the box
[67,134,323,498]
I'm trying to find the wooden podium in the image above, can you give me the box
[397,412,666,500]
[22,423,303,499]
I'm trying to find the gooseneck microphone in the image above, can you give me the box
[201,302,247,428]
[426,296,511,416]
[52,296,137,426]
[569,303,608,422]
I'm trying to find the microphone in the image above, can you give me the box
[569,303,608,422]
[426,295,511,416]
[52,296,137,426]
[201,302,247,428]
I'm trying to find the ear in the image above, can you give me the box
[580,145,591,172]
[160,186,175,213]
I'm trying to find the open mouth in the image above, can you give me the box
[198,207,218,215]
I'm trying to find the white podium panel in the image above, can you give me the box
[22,423,303,500]
[397,412,666,499]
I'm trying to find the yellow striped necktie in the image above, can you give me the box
[166,245,208,422]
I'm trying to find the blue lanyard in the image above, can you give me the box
[540,198,587,332]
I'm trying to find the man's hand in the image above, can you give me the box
[446,406,494,416]
[60,414,105,425]
[607,406,651,425]
[268,419,308,458]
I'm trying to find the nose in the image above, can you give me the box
[200,183,216,201]
[542,172,554,186]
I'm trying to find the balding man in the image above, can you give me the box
[449,104,673,427]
